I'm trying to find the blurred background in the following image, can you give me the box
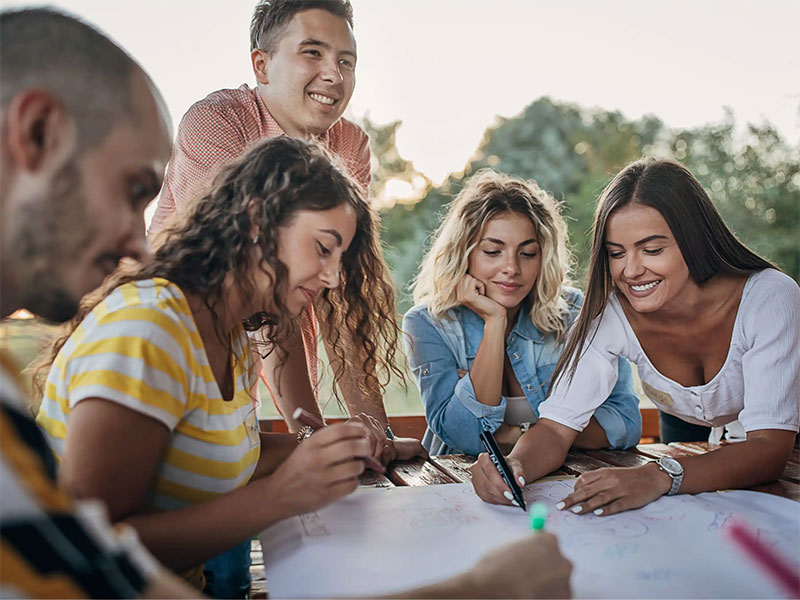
[3,0,798,419]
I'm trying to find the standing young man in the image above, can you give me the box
[149,0,422,462]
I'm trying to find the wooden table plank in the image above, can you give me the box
[749,479,800,502]
[635,442,695,459]
[387,456,457,486]
[561,451,616,476]
[583,448,652,468]
[430,455,475,483]
[669,441,726,454]
[358,470,395,488]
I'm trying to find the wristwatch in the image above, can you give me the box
[655,457,684,495]
[296,425,314,444]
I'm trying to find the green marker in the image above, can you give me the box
[529,502,548,531]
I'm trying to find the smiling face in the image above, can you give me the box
[255,203,357,317]
[605,203,693,314]
[467,211,541,311]
[253,8,356,138]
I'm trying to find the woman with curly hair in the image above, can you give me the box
[403,170,641,460]
[35,136,402,593]
[470,159,799,516]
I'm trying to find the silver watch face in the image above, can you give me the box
[659,457,683,476]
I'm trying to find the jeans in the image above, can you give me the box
[203,539,251,599]
[659,410,711,443]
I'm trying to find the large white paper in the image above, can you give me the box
[259,479,799,598]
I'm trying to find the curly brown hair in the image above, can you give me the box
[35,136,403,400]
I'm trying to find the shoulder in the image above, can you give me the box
[742,269,800,308]
[740,269,800,331]
[403,304,436,328]
[329,117,370,152]
[178,87,257,135]
[562,286,584,312]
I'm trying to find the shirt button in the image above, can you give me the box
[422,368,429,376]
[509,336,515,344]
[513,352,520,359]
[526,384,532,390]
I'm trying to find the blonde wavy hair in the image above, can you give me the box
[412,169,573,341]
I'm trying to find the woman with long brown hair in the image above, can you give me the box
[35,136,402,593]
[470,158,799,515]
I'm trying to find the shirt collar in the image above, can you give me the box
[252,85,334,145]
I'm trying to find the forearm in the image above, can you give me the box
[572,417,610,449]
[261,329,319,432]
[321,325,388,425]
[251,432,296,479]
[674,430,794,494]
[468,316,507,407]
[509,419,576,482]
[123,476,293,572]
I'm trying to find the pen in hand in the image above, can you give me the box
[479,429,526,511]
[292,408,385,473]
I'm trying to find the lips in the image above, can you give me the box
[308,92,337,106]
[626,279,662,298]
[493,281,522,293]
[300,287,317,303]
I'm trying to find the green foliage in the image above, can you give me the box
[367,98,799,318]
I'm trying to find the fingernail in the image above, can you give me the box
[518,476,526,486]
[503,491,513,501]
[571,505,583,513]
[594,508,604,516]
[555,501,565,510]
[511,499,520,507]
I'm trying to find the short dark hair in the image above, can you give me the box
[250,0,354,52]
[0,8,143,151]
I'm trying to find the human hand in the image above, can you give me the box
[466,532,572,598]
[347,412,386,463]
[469,451,527,507]
[557,462,672,517]
[265,422,376,516]
[391,437,428,461]
[457,274,506,322]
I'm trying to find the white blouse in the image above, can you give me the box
[539,269,800,434]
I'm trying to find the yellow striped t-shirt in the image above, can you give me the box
[36,278,261,514]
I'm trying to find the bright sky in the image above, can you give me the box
[7,0,800,189]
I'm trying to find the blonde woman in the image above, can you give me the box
[403,170,641,458]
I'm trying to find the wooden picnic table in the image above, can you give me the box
[249,440,800,598]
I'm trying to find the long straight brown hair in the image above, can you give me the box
[550,158,777,389]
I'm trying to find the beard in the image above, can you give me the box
[14,158,95,323]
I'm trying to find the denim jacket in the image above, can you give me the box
[402,287,641,455]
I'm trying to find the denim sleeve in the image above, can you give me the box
[591,358,642,449]
[402,308,506,456]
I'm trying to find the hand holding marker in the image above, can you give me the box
[293,407,385,473]
[479,430,526,510]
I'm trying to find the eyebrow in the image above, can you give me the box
[298,38,357,59]
[481,237,538,247]
[605,234,669,248]
[318,228,343,246]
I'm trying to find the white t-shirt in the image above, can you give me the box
[539,269,800,434]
